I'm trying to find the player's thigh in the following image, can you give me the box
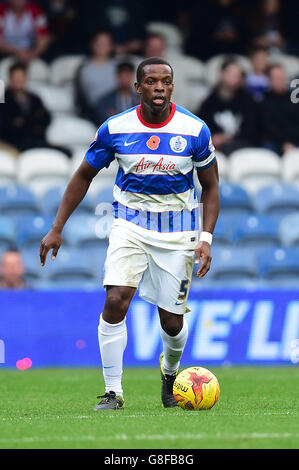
[140,248,194,315]
[103,224,148,289]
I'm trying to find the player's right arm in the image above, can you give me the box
[40,121,115,266]
[40,160,99,266]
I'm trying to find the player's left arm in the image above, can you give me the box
[195,161,220,278]
[193,122,220,278]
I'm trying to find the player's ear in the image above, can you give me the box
[134,81,141,94]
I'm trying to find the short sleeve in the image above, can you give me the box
[193,123,216,171]
[85,121,115,170]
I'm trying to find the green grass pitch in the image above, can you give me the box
[0,366,298,449]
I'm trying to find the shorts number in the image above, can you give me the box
[178,280,189,300]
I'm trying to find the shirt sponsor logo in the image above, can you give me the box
[169,135,187,153]
[135,156,176,173]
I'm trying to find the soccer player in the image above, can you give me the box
[40,57,220,410]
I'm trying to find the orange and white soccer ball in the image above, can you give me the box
[173,366,220,410]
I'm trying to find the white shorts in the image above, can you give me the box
[103,221,194,314]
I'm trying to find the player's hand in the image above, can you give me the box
[194,242,212,278]
[40,228,62,267]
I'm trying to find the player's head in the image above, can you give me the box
[9,62,28,91]
[266,64,287,93]
[135,57,173,113]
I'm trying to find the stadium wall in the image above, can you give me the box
[0,290,299,368]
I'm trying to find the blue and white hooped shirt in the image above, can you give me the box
[85,102,216,248]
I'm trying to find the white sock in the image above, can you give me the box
[98,314,127,397]
[160,318,188,376]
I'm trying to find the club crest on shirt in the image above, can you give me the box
[146,135,160,150]
[169,135,187,153]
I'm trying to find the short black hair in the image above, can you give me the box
[136,57,173,84]
[266,63,284,76]
[9,62,27,76]
[220,56,242,71]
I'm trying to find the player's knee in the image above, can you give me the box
[162,317,183,337]
[103,293,130,320]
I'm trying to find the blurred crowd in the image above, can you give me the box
[1,0,299,289]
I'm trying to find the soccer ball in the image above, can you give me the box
[173,366,220,410]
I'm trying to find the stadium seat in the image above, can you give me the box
[46,115,97,150]
[204,54,252,87]
[27,82,75,114]
[269,53,299,79]
[214,151,228,181]
[17,148,70,196]
[213,216,231,246]
[0,151,17,186]
[254,183,299,220]
[16,215,53,248]
[219,182,253,214]
[230,214,280,249]
[229,148,281,194]
[0,184,39,217]
[258,247,299,282]
[21,247,44,282]
[42,186,94,215]
[49,55,84,86]
[202,246,257,281]
[44,248,97,283]
[64,215,106,247]
[282,149,299,188]
[0,57,49,82]
[0,215,15,251]
[146,22,184,53]
[279,213,299,247]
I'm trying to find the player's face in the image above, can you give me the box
[136,64,173,113]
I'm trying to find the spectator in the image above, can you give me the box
[43,0,82,60]
[261,64,299,155]
[250,0,285,53]
[0,62,51,152]
[0,0,50,63]
[96,61,138,125]
[0,249,28,289]
[197,59,257,154]
[86,0,145,56]
[246,47,270,102]
[0,62,71,156]
[75,30,117,123]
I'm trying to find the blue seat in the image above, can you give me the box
[0,216,15,251]
[213,217,231,246]
[16,215,53,248]
[203,246,257,281]
[44,247,96,283]
[42,186,94,215]
[21,247,44,282]
[93,187,114,206]
[279,213,299,247]
[0,184,39,217]
[255,183,299,219]
[64,215,111,247]
[258,247,299,281]
[219,183,253,215]
[230,214,279,249]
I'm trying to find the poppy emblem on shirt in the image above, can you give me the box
[169,135,187,153]
[146,135,160,150]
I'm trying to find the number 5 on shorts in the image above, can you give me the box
[178,280,189,300]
